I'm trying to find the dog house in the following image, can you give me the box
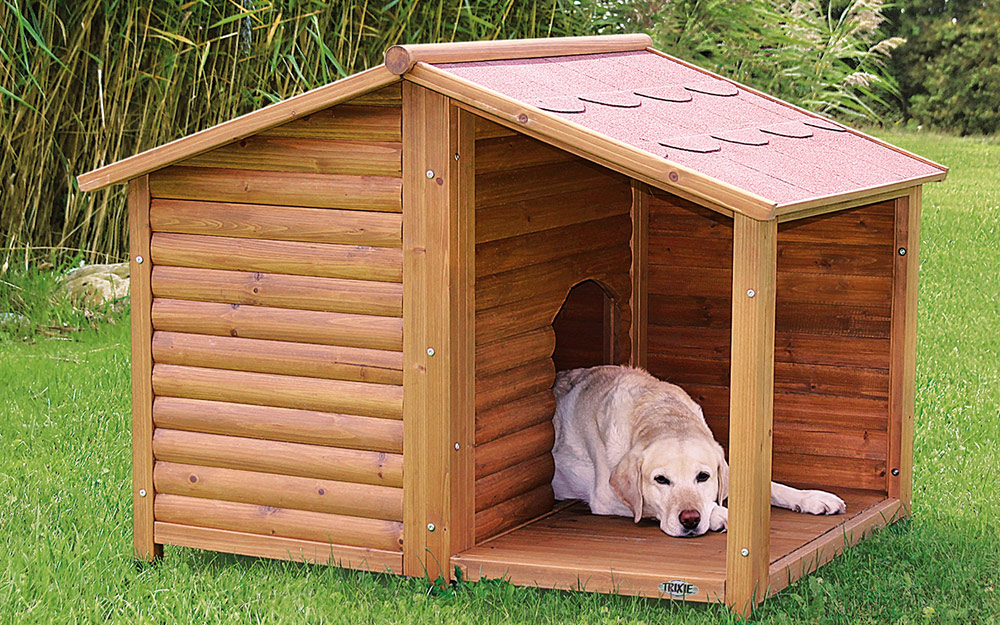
[78,35,946,616]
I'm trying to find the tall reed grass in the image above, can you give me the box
[0,1,599,270]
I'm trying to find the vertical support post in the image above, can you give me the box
[402,83,476,580]
[629,180,649,369]
[128,175,161,561]
[726,214,777,617]
[888,187,921,508]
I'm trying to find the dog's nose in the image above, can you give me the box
[679,509,701,530]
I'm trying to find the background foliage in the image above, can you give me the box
[0,0,598,268]
[888,0,1000,135]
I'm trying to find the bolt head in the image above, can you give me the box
[426,347,435,357]
[138,489,147,497]
[427,523,436,532]
[740,548,749,557]
[135,256,144,264]
[892,468,900,476]
[454,442,461,451]
[747,289,756,298]
[898,247,907,256]
[518,113,529,123]
[425,169,435,179]
[454,153,461,161]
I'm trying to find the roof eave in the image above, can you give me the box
[406,61,779,221]
[76,65,400,192]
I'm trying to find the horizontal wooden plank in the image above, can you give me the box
[476,214,632,278]
[705,420,887,461]
[777,201,894,246]
[152,299,403,351]
[154,522,402,572]
[647,294,732,329]
[477,246,630,313]
[151,233,403,283]
[475,484,554,541]
[649,192,734,239]
[152,364,403,419]
[149,166,402,212]
[648,265,732,299]
[153,428,402,487]
[775,360,890,401]
[154,461,403,521]
[182,136,402,177]
[774,392,888,431]
[772,453,886,491]
[476,422,555,478]
[475,293,564,346]
[347,84,402,107]
[262,105,401,142]
[475,134,576,174]
[476,184,631,244]
[151,266,401,317]
[476,453,555,512]
[476,390,556,446]
[648,234,732,269]
[475,358,556,413]
[152,332,403,385]
[648,326,890,369]
[476,327,556,378]
[476,160,627,208]
[475,116,518,140]
[150,199,402,248]
[154,494,403,551]
[776,302,891,339]
[153,396,402,453]
[777,241,893,277]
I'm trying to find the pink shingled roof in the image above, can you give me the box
[435,51,944,207]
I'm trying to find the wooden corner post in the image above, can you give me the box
[128,175,162,561]
[629,180,649,369]
[726,214,778,617]
[402,82,476,580]
[889,187,921,509]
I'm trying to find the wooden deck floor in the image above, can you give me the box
[452,488,900,603]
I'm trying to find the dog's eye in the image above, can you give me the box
[696,471,711,483]
[654,475,670,485]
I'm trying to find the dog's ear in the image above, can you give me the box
[610,450,644,523]
[716,446,730,506]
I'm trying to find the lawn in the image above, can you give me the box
[1,130,998,624]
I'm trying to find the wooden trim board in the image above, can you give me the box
[128,175,161,561]
[77,67,399,191]
[629,180,649,368]
[154,522,402,573]
[401,84,476,579]
[888,188,921,506]
[385,34,652,74]
[726,214,778,617]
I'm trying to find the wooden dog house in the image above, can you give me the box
[78,35,946,616]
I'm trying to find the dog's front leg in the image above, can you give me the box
[771,482,846,515]
[709,504,728,532]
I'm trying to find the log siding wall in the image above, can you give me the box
[646,193,893,493]
[145,85,405,567]
[473,118,633,542]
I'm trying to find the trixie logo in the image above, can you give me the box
[658,579,699,599]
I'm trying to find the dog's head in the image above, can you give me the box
[610,435,728,537]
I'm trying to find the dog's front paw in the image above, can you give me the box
[795,490,847,515]
[709,505,728,532]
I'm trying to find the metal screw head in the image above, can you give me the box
[518,113,529,123]
[747,289,756,298]
[898,247,907,256]
[427,523,436,532]
[454,442,461,451]
[740,548,749,557]
[668,171,679,183]
[135,256,144,264]
[426,347,435,357]
[891,468,900,476]
[139,489,147,497]
[454,153,461,161]
[425,169,435,179]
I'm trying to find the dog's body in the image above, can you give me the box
[552,365,846,537]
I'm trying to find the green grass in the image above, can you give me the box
[2,130,998,624]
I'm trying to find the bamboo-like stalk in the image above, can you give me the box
[0,1,599,269]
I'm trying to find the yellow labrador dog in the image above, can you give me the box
[552,365,846,537]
